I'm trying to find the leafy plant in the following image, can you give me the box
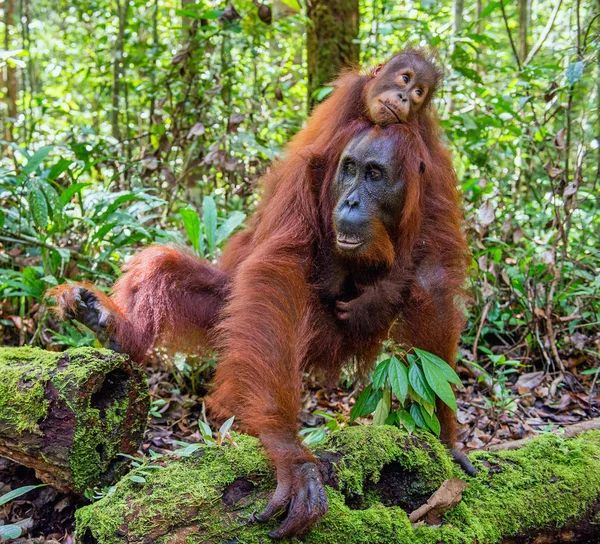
[0,484,45,541]
[180,196,246,259]
[351,348,461,436]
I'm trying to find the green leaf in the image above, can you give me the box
[313,86,334,102]
[420,405,441,436]
[372,389,391,426]
[480,0,499,18]
[173,443,203,456]
[198,420,214,441]
[0,484,44,506]
[202,196,217,256]
[419,357,457,412]
[0,524,22,540]
[410,403,428,430]
[130,475,146,484]
[180,207,201,254]
[39,180,63,223]
[216,211,246,245]
[408,360,435,405]
[29,185,49,228]
[48,158,73,181]
[388,355,409,404]
[218,416,235,438]
[22,145,53,175]
[350,385,383,422]
[371,358,390,389]
[60,182,90,205]
[565,61,584,85]
[278,0,301,10]
[414,348,461,385]
[397,409,416,433]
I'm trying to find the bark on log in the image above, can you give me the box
[0,347,150,494]
[76,425,600,543]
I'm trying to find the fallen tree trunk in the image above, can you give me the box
[0,347,150,494]
[76,425,600,543]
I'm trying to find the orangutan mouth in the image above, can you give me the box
[336,233,365,250]
[379,100,403,123]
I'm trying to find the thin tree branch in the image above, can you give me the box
[523,0,563,66]
[499,0,522,70]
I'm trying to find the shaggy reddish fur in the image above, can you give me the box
[50,52,469,535]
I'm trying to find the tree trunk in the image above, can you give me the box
[111,0,129,140]
[306,0,359,111]
[454,0,464,34]
[448,0,464,113]
[3,0,17,143]
[75,425,600,543]
[0,347,149,494]
[518,0,529,61]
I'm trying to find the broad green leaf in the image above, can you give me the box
[313,86,334,102]
[39,180,63,223]
[22,145,53,175]
[350,385,383,422]
[372,390,391,426]
[130,475,146,484]
[565,61,584,85]
[388,356,409,404]
[410,403,428,430]
[371,358,390,389]
[216,211,246,245]
[202,196,217,256]
[408,360,435,405]
[29,185,49,228]
[302,428,327,446]
[60,182,90,205]
[0,484,44,506]
[180,207,201,254]
[480,0,499,18]
[0,524,22,540]
[420,358,457,412]
[102,194,143,219]
[420,406,441,436]
[48,158,73,181]
[397,409,416,433]
[414,348,461,385]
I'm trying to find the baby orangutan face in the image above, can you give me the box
[365,51,440,125]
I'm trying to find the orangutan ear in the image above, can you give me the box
[419,161,426,175]
[371,63,384,77]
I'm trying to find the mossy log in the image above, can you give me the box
[0,347,150,494]
[76,426,600,544]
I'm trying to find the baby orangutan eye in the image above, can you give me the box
[401,74,410,84]
[415,89,423,97]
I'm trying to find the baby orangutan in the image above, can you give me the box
[365,49,441,125]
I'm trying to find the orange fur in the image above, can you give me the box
[49,52,470,527]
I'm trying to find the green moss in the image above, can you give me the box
[330,426,454,495]
[0,347,57,433]
[76,427,600,544]
[0,347,150,492]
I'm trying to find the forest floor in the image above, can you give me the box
[1,346,599,543]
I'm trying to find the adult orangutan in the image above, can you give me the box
[50,50,472,538]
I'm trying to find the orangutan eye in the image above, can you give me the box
[367,166,382,181]
[344,159,357,176]
[415,88,424,97]
[401,74,410,84]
